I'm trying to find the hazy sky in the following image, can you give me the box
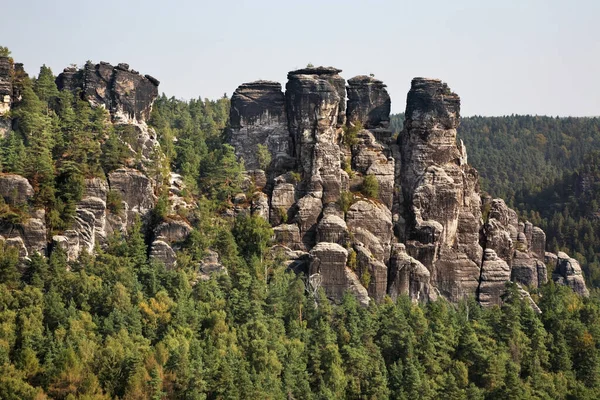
[4,0,599,116]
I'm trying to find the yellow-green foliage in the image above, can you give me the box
[361,175,379,199]
[360,270,371,288]
[347,249,357,271]
[338,191,355,215]
[343,121,363,147]
[257,144,272,170]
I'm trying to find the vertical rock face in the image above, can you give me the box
[57,62,161,165]
[346,75,391,129]
[286,67,345,204]
[399,78,482,302]
[229,81,292,176]
[57,61,159,123]
[0,56,12,116]
[226,69,589,307]
[0,59,194,272]
[550,252,589,296]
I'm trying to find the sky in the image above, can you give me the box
[4,0,599,116]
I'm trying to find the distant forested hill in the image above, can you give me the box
[392,114,600,286]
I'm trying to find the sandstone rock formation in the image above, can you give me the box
[57,61,160,163]
[0,57,589,307]
[57,61,159,123]
[227,67,589,307]
[0,56,12,116]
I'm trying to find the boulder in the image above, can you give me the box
[316,214,348,245]
[198,250,227,280]
[154,219,192,243]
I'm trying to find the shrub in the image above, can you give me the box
[257,144,271,170]
[347,249,357,271]
[343,121,363,147]
[290,171,302,184]
[106,190,124,216]
[361,175,379,199]
[338,191,355,215]
[278,207,288,224]
[360,270,371,288]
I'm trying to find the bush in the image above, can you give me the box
[347,249,357,271]
[343,122,363,147]
[289,171,302,184]
[338,191,355,215]
[257,144,271,170]
[106,190,124,216]
[361,175,379,199]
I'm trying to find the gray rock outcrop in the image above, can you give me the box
[222,68,591,307]
[57,61,159,123]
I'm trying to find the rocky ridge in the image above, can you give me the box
[0,58,589,305]
[0,59,193,270]
[228,68,589,306]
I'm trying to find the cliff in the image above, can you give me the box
[0,58,588,306]
[228,68,589,306]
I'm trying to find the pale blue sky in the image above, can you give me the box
[4,0,599,116]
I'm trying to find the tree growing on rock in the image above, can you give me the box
[361,175,379,199]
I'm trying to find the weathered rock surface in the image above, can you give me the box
[225,68,588,307]
[552,252,589,296]
[154,219,192,243]
[150,240,177,269]
[0,56,12,116]
[108,168,156,227]
[309,242,369,306]
[0,209,47,256]
[286,67,344,202]
[346,75,390,129]
[0,174,34,205]
[57,61,159,123]
[198,250,227,281]
[229,81,292,176]
[388,243,433,302]
[478,249,511,307]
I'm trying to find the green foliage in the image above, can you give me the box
[277,206,288,223]
[338,191,355,215]
[0,211,596,399]
[106,189,124,216]
[232,213,273,263]
[289,171,302,184]
[1,60,599,398]
[347,248,357,271]
[343,121,362,147]
[361,174,380,199]
[0,46,10,57]
[256,143,271,170]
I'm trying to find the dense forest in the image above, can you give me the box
[0,61,598,399]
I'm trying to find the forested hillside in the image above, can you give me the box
[0,56,598,399]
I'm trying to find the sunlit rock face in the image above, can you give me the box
[228,81,292,179]
[57,61,159,123]
[224,70,589,307]
[399,78,483,302]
